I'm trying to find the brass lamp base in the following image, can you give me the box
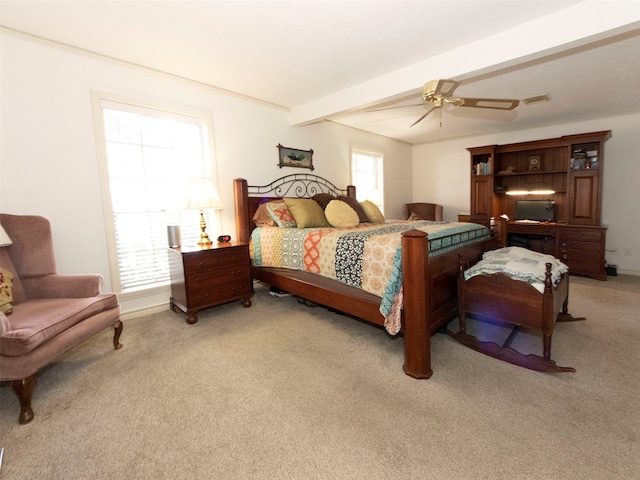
[197,210,213,246]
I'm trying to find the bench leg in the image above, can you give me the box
[11,374,37,425]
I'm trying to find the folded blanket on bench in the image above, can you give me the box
[464,246,568,293]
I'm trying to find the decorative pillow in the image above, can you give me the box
[0,249,25,304]
[311,193,336,210]
[284,198,330,228]
[253,200,284,226]
[265,202,297,228]
[360,200,385,223]
[337,196,369,223]
[408,212,423,221]
[0,311,11,334]
[0,267,14,315]
[325,200,359,228]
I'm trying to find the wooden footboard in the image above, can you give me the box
[233,176,502,379]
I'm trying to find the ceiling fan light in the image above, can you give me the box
[423,79,459,99]
[437,80,458,96]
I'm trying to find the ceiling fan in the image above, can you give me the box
[370,79,520,127]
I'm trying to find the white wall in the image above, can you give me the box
[412,114,640,275]
[0,33,412,316]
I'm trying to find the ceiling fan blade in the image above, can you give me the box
[458,97,520,110]
[410,107,436,127]
[365,103,425,113]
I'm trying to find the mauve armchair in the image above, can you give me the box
[0,213,122,424]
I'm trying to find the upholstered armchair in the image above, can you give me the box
[0,213,122,424]
[402,202,444,222]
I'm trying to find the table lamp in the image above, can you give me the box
[187,178,223,246]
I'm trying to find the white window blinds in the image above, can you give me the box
[96,97,217,291]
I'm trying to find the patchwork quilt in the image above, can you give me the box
[251,221,490,334]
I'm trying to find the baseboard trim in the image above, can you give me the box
[120,302,170,320]
[617,269,639,277]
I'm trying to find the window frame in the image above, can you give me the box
[90,90,219,296]
[350,147,384,213]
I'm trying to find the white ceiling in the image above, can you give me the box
[2,0,639,144]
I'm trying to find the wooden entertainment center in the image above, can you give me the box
[468,130,611,280]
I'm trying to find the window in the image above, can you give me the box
[351,148,384,212]
[92,93,218,292]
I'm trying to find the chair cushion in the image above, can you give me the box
[0,294,119,356]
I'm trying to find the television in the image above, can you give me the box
[515,200,556,222]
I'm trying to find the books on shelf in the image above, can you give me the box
[474,162,490,175]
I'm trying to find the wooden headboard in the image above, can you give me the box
[233,174,356,243]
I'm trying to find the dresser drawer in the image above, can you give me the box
[559,240,603,252]
[559,228,604,242]
[187,265,249,289]
[184,247,248,272]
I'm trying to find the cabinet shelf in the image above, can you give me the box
[496,170,567,177]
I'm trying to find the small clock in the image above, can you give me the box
[528,155,542,171]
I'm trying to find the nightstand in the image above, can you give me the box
[168,242,253,324]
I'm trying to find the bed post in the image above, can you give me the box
[401,229,433,379]
[233,178,251,244]
[493,216,507,247]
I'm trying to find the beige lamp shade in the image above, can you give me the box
[0,224,12,247]
[186,178,223,246]
[187,178,223,210]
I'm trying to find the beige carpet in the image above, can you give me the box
[1,275,639,479]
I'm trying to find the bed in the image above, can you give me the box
[233,174,504,378]
[452,247,584,372]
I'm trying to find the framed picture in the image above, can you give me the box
[277,144,314,170]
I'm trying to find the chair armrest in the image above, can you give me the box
[21,274,103,299]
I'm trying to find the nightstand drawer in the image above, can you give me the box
[187,265,250,289]
[187,280,252,306]
[184,248,249,272]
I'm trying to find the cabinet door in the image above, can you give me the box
[470,176,493,223]
[568,170,599,225]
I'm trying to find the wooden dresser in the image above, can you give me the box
[168,242,253,324]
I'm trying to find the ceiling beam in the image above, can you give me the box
[289,1,640,126]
